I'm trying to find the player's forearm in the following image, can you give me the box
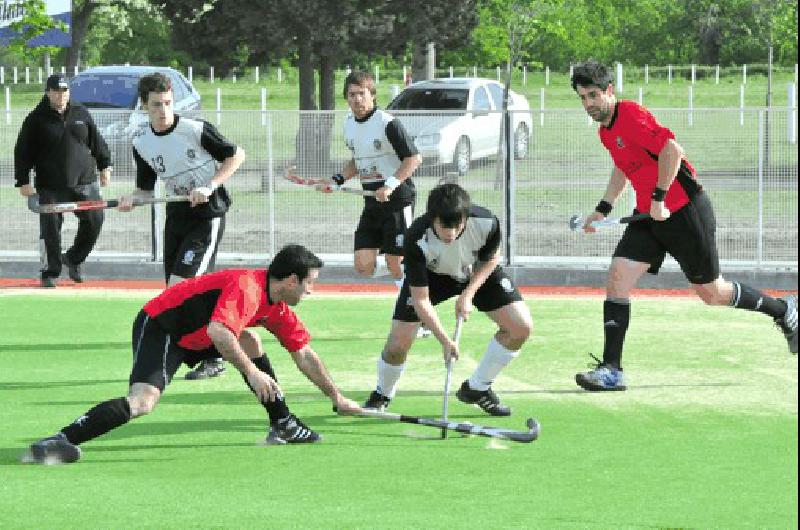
[602,167,628,204]
[656,139,684,190]
[464,254,501,296]
[394,154,421,181]
[340,159,358,180]
[412,296,449,343]
[291,346,344,401]
[212,146,245,186]
[207,322,259,377]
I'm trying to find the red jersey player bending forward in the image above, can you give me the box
[25,244,361,464]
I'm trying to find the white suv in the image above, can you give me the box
[387,78,532,175]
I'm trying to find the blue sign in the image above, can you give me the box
[0,0,71,47]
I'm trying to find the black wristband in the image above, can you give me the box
[595,200,613,216]
[331,173,345,186]
[651,187,667,202]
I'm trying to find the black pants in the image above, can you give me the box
[38,184,104,279]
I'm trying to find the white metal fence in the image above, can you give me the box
[0,108,796,269]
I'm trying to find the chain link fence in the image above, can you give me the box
[0,107,796,270]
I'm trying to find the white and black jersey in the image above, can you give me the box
[132,115,236,218]
[344,108,417,210]
[404,206,501,284]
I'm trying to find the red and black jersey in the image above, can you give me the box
[143,268,310,352]
[599,100,701,213]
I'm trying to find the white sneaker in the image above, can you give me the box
[416,325,432,339]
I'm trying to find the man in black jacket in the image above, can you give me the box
[14,74,112,287]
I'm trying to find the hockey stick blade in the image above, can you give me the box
[355,409,540,443]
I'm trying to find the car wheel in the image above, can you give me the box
[514,124,529,160]
[452,137,471,176]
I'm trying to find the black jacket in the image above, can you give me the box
[14,96,112,189]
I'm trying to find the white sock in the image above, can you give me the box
[372,255,391,278]
[468,337,519,391]
[376,357,405,398]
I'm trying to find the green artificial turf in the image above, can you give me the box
[0,294,796,528]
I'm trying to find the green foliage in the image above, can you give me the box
[5,0,65,63]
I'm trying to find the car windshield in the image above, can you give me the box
[69,74,140,109]
[388,88,468,110]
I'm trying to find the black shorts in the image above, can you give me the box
[354,205,414,255]
[613,191,720,284]
[129,310,219,391]
[392,267,524,322]
[164,214,226,282]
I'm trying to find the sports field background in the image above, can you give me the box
[1,291,796,528]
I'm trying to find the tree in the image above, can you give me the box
[7,0,66,65]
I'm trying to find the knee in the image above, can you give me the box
[239,329,263,359]
[354,258,374,277]
[127,393,159,418]
[382,340,410,366]
[694,286,726,306]
[500,320,532,349]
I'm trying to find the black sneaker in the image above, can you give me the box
[61,252,83,283]
[266,415,321,445]
[776,295,798,354]
[185,359,226,380]
[363,390,391,411]
[27,433,81,464]
[455,380,511,416]
[40,276,57,288]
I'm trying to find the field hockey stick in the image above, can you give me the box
[442,315,464,439]
[27,194,191,214]
[355,409,540,444]
[282,165,379,195]
[568,212,651,232]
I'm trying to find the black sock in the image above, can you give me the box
[602,300,630,370]
[60,397,132,445]
[241,354,290,423]
[730,282,787,319]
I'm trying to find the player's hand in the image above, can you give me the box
[99,168,112,187]
[246,370,282,403]
[19,184,36,197]
[314,180,337,193]
[190,187,213,207]
[650,200,671,221]
[375,185,393,202]
[332,395,362,415]
[117,195,136,212]
[582,211,605,233]
[455,293,474,321]
[442,336,460,362]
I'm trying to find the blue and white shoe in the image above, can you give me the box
[575,355,627,391]
[776,295,798,354]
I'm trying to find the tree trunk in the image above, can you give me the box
[66,1,94,71]
[315,54,337,171]
[296,40,319,176]
[411,41,427,82]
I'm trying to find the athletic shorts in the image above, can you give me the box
[164,214,226,282]
[613,191,720,284]
[354,205,414,255]
[129,310,219,391]
[392,266,524,322]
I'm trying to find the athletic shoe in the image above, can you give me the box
[455,380,511,416]
[776,294,798,354]
[265,415,321,445]
[27,433,81,464]
[363,390,391,411]
[40,277,57,288]
[575,358,627,391]
[185,359,226,380]
[61,252,83,283]
[416,325,432,339]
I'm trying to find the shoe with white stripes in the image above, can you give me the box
[455,381,511,416]
[185,359,226,380]
[266,415,321,445]
[776,295,798,354]
[363,390,391,411]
